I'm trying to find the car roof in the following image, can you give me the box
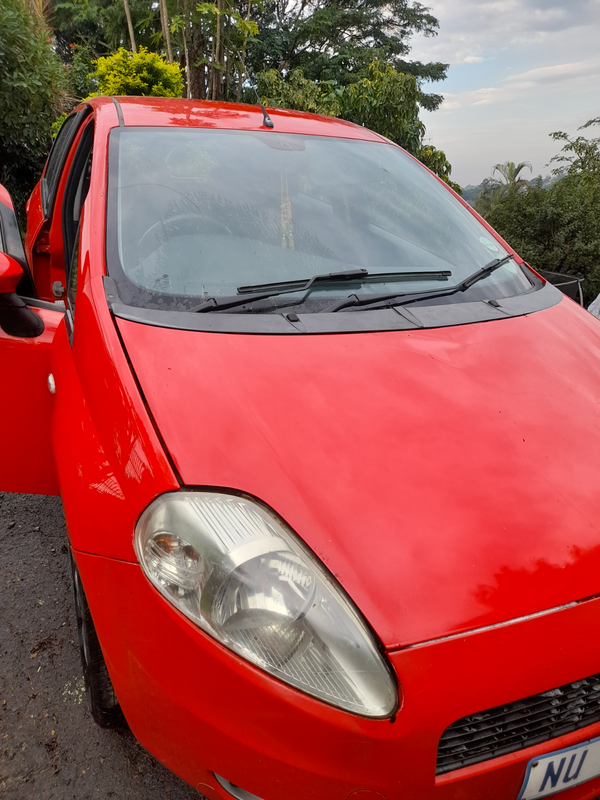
[86,95,388,142]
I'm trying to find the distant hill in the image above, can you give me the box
[461,184,486,205]
[461,174,563,207]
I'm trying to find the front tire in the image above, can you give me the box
[70,551,125,729]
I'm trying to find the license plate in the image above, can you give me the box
[518,736,600,799]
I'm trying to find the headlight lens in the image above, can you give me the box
[135,492,397,718]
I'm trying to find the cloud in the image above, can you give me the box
[438,57,600,110]
[409,0,600,65]
[411,1,600,186]
[501,60,598,86]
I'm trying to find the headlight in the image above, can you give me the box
[135,491,397,718]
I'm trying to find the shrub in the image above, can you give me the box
[0,0,65,224]
[90,47,183,97]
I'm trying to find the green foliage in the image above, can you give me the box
[52,112,69,138]
[91,46,183,96]
[0,0,66,224]
[248,0,448,109]
[196,1,258,38]
[549,118,600,183]
[48,0,447,105]
[258,69,341,117]
[69,44,96,99]
[417,145,462,194]
[488,175,600,304]
[191,0,260,100]
[474,161,532,219]
[481,123,600,305]
[341,62,424,154]
[50,0,159,62]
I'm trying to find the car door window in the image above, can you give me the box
[66,226,80,313]
[62,121,94,322]
[42,106,92,219]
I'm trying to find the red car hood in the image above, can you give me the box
[117,299,600,648]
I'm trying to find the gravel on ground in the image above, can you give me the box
[0,491,204,800]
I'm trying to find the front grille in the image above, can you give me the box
[437,671,600,774]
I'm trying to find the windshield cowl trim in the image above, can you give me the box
[107,280,562,335]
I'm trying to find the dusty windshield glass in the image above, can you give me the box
[107,128,532,312]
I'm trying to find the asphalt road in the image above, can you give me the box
[0,491,203,800]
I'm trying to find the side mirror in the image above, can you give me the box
[0,251,23,293]
[0,252,45,337]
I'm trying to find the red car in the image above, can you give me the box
[2,96,600,800]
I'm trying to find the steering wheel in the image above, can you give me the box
[138,213,233,259]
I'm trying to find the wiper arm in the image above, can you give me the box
[237,269,451,295]
[456,253,516,291]
[325,255,515,313]
[190,268,451,313]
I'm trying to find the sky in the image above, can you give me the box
[408,0,600,187]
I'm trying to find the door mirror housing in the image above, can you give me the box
[0,252,24,293]
[0,253,44,338]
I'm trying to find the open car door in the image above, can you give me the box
[0,187,64,495]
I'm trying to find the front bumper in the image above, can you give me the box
[75,549,600,800]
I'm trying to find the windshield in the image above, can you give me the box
[107,128,533,313]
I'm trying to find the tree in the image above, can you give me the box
[480,123,600,304]
[549,118,600,182]
[0,0,66,224]
[187,1,258,100]
[417,145,461,193]
[50,0,162,64]
[158,0,173,62]
[248,0,448,109]
[341,61,424,153]
[474,161,532,219]
[257,68,342,115]
[68,44,97,99]
[123,0,137,52]
[90,46,184,96]
[49,0,447,105]
[487,175,600,304]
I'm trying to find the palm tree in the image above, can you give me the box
[475,161,532,218]
[491,161,533,201]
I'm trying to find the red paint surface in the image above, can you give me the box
[4,97,600,799]
[76,548,600,800]
[116,96,387,141]
[118,297,600,648]
[0,305,63,495]
[50,109,178,558]
[0,252,24,292]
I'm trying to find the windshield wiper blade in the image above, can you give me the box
[237,269,451,295]
[190,269,368,313]
[190,268,451,313]
[325,255,515,313]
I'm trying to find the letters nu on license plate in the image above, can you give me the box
[518,736,600,799]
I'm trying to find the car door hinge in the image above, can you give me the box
[34,232,51,254]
